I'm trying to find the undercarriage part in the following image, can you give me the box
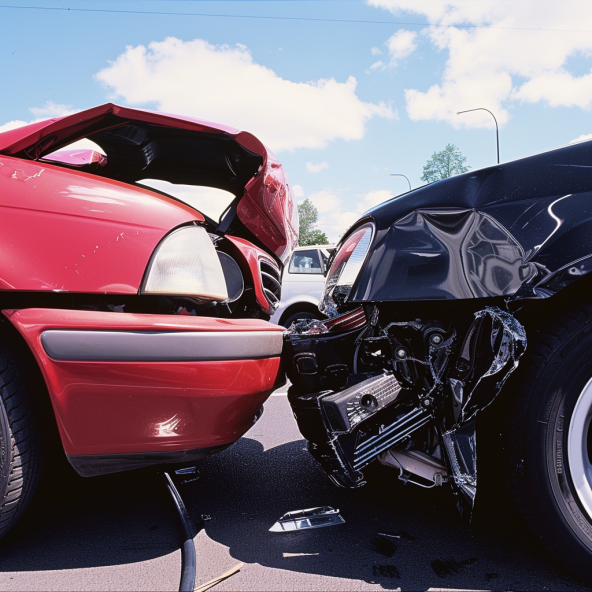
[161,471,201,592]
[442,421,476,504]
[378,448,448,488]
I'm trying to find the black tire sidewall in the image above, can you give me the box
[0,397,9,504]
[526,326,592,560]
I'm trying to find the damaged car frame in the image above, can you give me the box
[284,139,592,581]
[0,104,296,539]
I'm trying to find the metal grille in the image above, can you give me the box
[259,258,282,310]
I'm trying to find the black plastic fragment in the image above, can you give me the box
[370,534,398,557]
[431,557,478,578]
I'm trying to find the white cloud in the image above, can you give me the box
[308,190,341,215]
[385,30,418,67]
[0,120,28,134]
[0,102,77,135]
[361,189,393,209]
[29,101,75,119]
[306,161,329,173]
[369,29,417,71]
[95,37,395,152]
[570,133,592,144]
[292,184,304,198]
[368,0,592,127]
[305,188,393,242]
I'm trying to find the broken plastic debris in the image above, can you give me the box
[431,557,478,578]
[269,506,345,532]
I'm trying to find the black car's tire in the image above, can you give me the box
[281,311,319,329]
[0,347,43,539]
[505,304,592,581]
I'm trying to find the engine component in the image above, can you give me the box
[289,372,433,487]
[320,372,401,433]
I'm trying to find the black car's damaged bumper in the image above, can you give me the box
[284,303,526,512]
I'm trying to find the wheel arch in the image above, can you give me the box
[278,300,323,326]
[0,312,63,456]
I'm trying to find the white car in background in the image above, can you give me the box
[271,245,334,327]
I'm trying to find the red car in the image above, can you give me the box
[0,104,297,537]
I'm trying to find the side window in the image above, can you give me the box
[289,250,323,274]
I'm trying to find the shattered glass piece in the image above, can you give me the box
[287,319,329,335]
[378,529,415,542]
[442,420,477,505]
[269,506,345,532]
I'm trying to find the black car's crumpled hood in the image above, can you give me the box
[348,139,592,302]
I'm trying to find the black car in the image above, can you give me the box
[284,138,592,582]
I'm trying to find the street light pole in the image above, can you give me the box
[389,173,412,192]
[457,108,500,164]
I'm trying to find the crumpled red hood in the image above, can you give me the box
[0,103,297,264]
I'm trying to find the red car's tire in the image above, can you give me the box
[504,304,592,582]
[0,347,43,539]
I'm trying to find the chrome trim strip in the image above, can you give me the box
[41,329,284,362]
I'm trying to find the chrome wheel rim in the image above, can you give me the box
[567,376,592,520]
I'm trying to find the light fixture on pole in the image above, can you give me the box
[457,108,500,164]
[389,173,412,192]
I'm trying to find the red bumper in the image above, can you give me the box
[4,309,284,474]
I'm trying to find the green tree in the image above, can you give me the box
[297,198,329,246]
[421,144,470,184]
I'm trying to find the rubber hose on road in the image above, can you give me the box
[161,471,198,592]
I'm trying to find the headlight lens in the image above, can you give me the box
[142,225,228,300]
[319,223,374,315]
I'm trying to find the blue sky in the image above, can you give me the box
[1,0,592,241]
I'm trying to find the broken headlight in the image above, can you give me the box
[142,225,229,301]
[319,223,374,315]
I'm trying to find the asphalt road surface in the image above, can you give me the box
[0,385,589,592]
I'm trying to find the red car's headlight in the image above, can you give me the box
[142,225,228,301]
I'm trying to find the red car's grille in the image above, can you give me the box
[259,259,282,310]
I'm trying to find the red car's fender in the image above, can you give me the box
[4,308,284,474]
[0,155,202,293]
[226,234,280,315]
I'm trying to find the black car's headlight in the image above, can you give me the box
[319,222,374,315]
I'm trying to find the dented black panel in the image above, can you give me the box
[348,139,592,303]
